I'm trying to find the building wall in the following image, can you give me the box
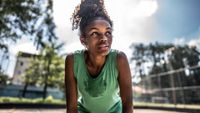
[12,52,33,85]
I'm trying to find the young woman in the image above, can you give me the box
[65,0,133,113]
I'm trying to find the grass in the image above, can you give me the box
[0,97,199,110]
[134,102,200,110]
[0,96,65,105]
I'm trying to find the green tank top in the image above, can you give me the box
[73,49,122,113]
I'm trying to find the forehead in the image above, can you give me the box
[86,19,112,30]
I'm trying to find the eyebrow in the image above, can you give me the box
[89,27,113,31]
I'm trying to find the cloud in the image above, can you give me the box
[105,0,158,43]
[9,38,39,56]
[63,41,84,54]
[188,27,200,50]
[53,0,159,44]
[134,0,158,18]
[188,37,200,51]
[52,0,160,60]
[173,26,200,51]
[173,37,200,50]
[173,38,186,45]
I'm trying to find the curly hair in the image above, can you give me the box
[71,0,113,35]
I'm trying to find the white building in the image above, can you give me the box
[12,52,36,85]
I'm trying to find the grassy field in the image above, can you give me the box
[0,97,199,110]
[134,102,200,110]
[0,96,65,105]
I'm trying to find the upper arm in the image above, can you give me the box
[65,53,78,113]
[117,52,133,113]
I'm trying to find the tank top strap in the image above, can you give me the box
[106,49,119,78]
[73,50,85,79]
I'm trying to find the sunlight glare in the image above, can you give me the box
[134,0,158,18]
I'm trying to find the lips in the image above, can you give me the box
[99,44,108,48]
[98,44,109,51]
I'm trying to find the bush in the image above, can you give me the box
[2,98,10,103]
[0,97,65,104]
[45,95,53,103]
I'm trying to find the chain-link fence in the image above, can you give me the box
[133,65,200,105]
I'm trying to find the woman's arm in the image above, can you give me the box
[117,52,133,113]
[65,54,78,113]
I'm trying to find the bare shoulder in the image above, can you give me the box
[116,51,133,113]
[65,53,74,65]
[116,51,131,78]
[116,51,128,64]
[65,52,75,79]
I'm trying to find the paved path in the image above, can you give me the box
[0,109,187,113]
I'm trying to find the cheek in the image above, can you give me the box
[109,38,113,45]
[86,40,96,48]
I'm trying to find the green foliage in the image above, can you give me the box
[21,43,65,98]
[130,42,174,78]
[168,46,200,69]
[130,42,200,77]
[2,98,10,103]
[131,42,200,104]
[1,0,63,99]
[0,0,40,50]
[0,0,56,51]
[133,102,200,110]
[45,95,53,103]
[0,70,10,85]
[0,97,65,104]
[36,44,65,89]
[0,0,58,83]
[130,43,200,86]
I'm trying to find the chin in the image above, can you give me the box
[98,49,110,56]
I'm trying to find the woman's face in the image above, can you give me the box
[81,18,113,56]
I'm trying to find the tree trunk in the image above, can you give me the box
[43,58,51,99]
[22,82,28,98]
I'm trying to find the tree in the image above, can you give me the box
[130,43,147,79]
[0,52,10,85]
[0,0,57,51]
[1,0,58,78]
[130,43,173,87]
[1,0,40,50]
[21,55,41,97]
[22,43,64,99]
[0,71,9,85]
[168,45,200,86]
[1,0,65,99]
[40,43,64,99]
[130,42,200,104]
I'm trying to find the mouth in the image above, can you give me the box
[98,44,109,51]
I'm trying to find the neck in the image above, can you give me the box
[85,51,106,68]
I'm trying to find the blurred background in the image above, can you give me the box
[0,0,200,112]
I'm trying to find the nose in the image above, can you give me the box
[100,35,107,42]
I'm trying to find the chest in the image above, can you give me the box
[76,64,119,97]
[86,64,104,78]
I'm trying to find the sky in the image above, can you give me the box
[52,0,200,54]
[4,0,200,77]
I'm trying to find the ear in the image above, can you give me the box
[80,35,86,46]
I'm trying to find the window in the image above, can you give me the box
[20,62,23,66]
[18,71,21,75]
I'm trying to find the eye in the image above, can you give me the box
[90,32,99,37]
[105,31,112,37]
